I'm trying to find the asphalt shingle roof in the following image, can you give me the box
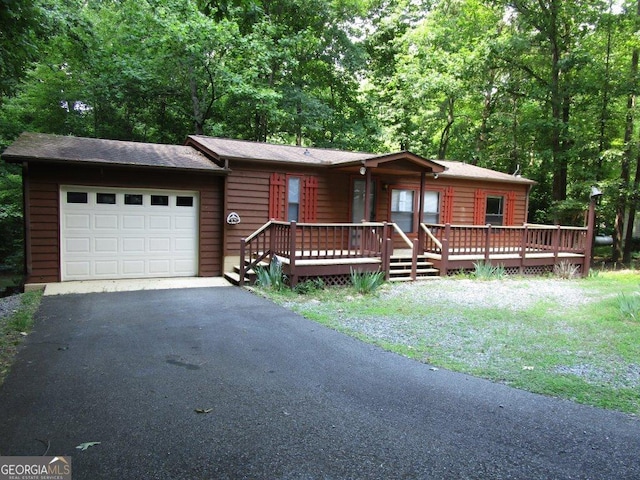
[187,135,382,166]
[3,133,534,185]
[437,160,535,185]
[2,132,227,173]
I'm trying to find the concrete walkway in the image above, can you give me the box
[0,287,638,479]
[38,276,232,296]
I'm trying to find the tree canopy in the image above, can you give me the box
[2,0,640,266]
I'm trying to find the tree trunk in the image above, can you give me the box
[437,97,454,159]
[614,20,639,262]
[623,151,640,263]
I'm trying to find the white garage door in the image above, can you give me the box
[60,186,199,281]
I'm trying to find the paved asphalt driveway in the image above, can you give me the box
[0,287,638,479]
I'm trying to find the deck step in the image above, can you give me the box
[224,271,249,286]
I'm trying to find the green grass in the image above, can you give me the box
[259,271,640,415]
[0,290,43,386]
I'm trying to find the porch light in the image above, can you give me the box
[590,186,603,200]
[359,166,366,175]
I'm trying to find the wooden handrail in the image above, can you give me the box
[244,220,276,243]
[390,223,414,250]
[420,223,443,250]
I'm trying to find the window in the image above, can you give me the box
[287,177,300,221]
[125,194,143,205]
[96,193,116,204]
[391,189,414,232]
[485,196,504,225]
[423,191,440,224]
[67,192,88,204]
[151,195,169,206]
[176,196,194,207]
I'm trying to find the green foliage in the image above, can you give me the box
[293,278,325,295]
[254,259,286,291]
[617,291,640,322]
[472,261,505,280]
[553,261,581,280]
[350,268,385,294]
[0,161,23,272]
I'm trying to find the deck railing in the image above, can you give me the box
[239,221,393,285]
[238,221,592,285]
[421,222,589,274]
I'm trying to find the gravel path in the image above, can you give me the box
[0,294,21,322]
[380,277,598,311]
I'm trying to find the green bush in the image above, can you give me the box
[472,261,505,280]
[617,291,640,322]
[255,259,286,291]
[293,278,325,295]
[350,268,385,294]
[553,260,580,279]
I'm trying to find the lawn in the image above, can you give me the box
[258,271,640,415]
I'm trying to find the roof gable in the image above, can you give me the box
[3,132,227,174]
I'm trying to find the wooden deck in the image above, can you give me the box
[227,220,593,287]
[420,223,590,276]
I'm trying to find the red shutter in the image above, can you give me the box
[474,189,486,225]
[443,187,454,223]
[505,191,516,225]
[302,176,318,222]
[269,173,286,220]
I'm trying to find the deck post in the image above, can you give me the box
[411,238,418,280]
[583,198,597,277]
[289,221,298,287]
[484,224,491,263]
[441,223,451,276]
[239,238,247,286]
[384,237,392,280]
[382,223,390,278]
[553,225,561,263]
[520,225,528,274]
[441,237,449,276]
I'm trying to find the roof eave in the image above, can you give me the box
[4,156,229,175]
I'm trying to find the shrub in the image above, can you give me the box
[617,291,640,322]
[472,261,505,280]
[294,278,325,295]
[255,258,286,291]
[553,260,580,279]
[350,268,385,294]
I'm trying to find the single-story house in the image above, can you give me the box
[3,132,590,286]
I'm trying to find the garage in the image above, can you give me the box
[60,186,199,281]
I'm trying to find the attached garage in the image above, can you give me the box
[60,186,200,281]
[2,133,228,284]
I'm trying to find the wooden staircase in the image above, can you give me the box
[388,253,439,282]
[224,260,265,286]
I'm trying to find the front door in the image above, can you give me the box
[351,179,376,248]
[351,178,375,223]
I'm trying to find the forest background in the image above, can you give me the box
[1,0,639,273]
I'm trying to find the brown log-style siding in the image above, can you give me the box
[24,162,224,283]
[223,163,350,258]
[222,163,530,259]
